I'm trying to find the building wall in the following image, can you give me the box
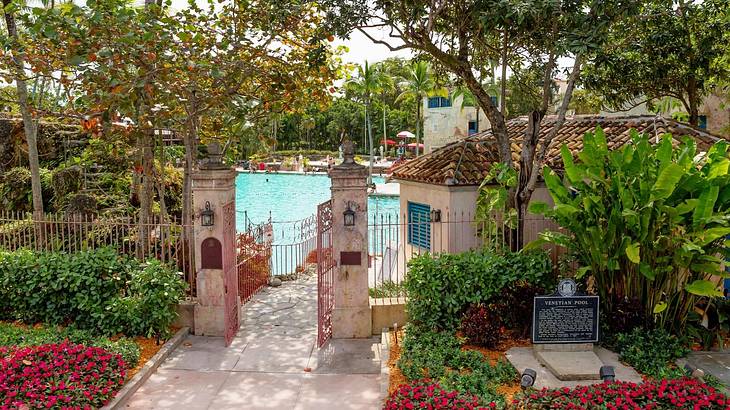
[701,92,730,137]
[422,95,492,153]
[397,180,563,264]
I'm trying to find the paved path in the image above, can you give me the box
[124,276,383,410]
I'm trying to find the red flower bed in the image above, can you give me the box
[515,378,729,409]
[384,380,497,410]
[0,342,126,409]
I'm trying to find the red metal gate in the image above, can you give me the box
[317,199,335,348]
[222,201,239,347]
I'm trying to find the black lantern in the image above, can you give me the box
[599,365,615,382]
[343,203,355,227]
[520,368,537,389]
[201,201,215,227]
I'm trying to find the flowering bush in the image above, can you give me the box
[514,378,728,409]
[0,342,126,408]
[384,380,497,410]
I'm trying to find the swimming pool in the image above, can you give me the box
[235,172,399,241]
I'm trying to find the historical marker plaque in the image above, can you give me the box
[532,295,599,344]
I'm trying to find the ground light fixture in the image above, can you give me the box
[201,201,215,227]
[343,203,355,227]
[600,365,615,382]
[520,368,537,389]
[684,364,705,379]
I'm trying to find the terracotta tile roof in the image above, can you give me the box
[390,115,727,186]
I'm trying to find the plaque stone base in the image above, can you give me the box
[535,349,604,381]
[534,343,593,352]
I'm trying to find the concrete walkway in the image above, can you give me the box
[124,275,383,410]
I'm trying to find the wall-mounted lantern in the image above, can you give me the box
[343,203,356,227]
[431,209,442,223]
[201,201,215,227]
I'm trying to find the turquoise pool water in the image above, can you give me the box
[235,172,399,240]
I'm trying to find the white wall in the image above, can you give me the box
[422,95,492,153]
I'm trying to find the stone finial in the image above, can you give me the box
[201,141,227,170]
[342,137,355,164]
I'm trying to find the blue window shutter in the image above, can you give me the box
[408,202,431,249]
[490,96,498,106]
[428,97,440,108]
[468,121,477,135]
[699,115,707,130]
[440,97,452,108]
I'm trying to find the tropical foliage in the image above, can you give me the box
[405,250,553,331]
[529,127,730,333]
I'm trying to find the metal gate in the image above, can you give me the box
[317,199,335,347]
[223,201,239,347]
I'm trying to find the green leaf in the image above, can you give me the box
[527,201,548,215]
[696,227,730,246]
[575,266,591,279]
[626,242,640,264]
[651,163,684,200]
[561,145,583,184]
[693,185,719,227]
[685,280,723,297]
[542,166,571,203]
[653,301,668,314]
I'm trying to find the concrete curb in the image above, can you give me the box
[102,327,190,410]
[380,327,391,402]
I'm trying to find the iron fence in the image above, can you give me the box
[269,214,317,277]
[367,211,568,304]
[0,210,195,295]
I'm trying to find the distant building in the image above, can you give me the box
[422,95,497,153]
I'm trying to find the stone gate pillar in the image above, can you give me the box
[330,139,372,338]
[192,143,238,337]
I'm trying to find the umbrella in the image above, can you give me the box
[406,142,425,148]
[381,139,397,146]
[397,131,415,139]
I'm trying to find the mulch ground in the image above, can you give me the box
[125,336,165,380]
[387,329,529,402]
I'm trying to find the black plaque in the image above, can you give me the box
[340,251,362,266]
[532,295,599,343]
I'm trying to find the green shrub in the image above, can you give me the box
[459,304,502,348]
[397,326,517,406]
[368,280,406,298]
[0,248,186,337]
[0,322,140,368]
[616,327,689,378]
[114,259,189,338]
[404,249,553,330]
[0,247,133,325]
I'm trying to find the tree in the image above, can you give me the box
[0,0,45,218]
[327,0,639,246]
[347,61,387,181]
[397,61,438,157]
[582,0,729,126]
[22,0,343,261]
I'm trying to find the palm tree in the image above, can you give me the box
[377,64,394,157]
[347,61,387,184]
[397,61,437,157]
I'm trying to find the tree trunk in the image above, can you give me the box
[137,129,154,258]
[687,78,699,126]
[3,4,43,220]
[415,100,421,157]
[500,29,508,115]
[367,99,374,185]
[182,107,198,291]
